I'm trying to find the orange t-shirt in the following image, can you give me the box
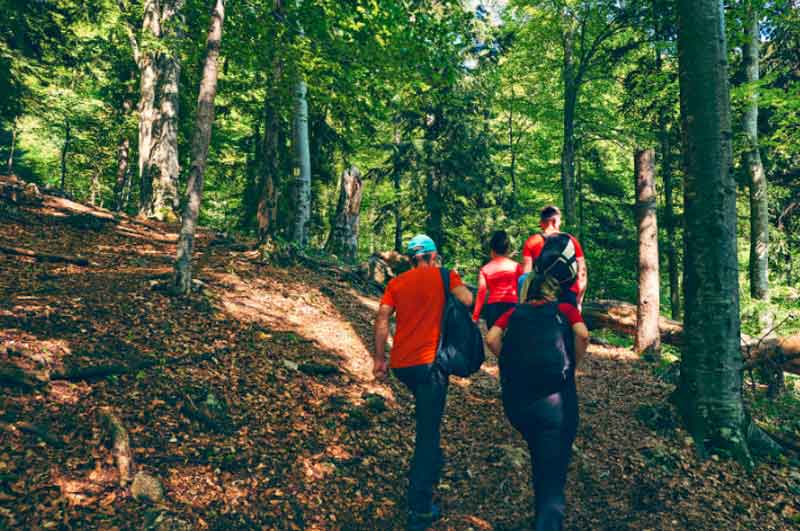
[380,266,464,369]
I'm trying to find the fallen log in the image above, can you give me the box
[0,245,92,267]
[0,420,64,448]
[582,299,800,375]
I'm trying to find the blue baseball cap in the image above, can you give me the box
[406,234,437,256]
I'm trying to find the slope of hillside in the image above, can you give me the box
[1,184,798,530]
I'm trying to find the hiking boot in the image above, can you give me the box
[406,503,441,531]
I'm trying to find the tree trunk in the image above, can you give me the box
[325,166,364,262]
[660,117,681,320]
[137,0,160,213]
[113,135,131,211]
[560,25,578,225]
[292,75,311,246]
[256,55,283,244]
[508,90,517,215]
[7,119,16,174]
[743,6,768,301]
[676,0,750,462]
[635,148,661,358]
[138,0,182,221]
[174,0,224,295]
[393,169,402,253]
[60,121,71,192]
[89,167,101,206]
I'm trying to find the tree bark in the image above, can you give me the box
[291,0,311,247]
[256,56,283,244]
[292,78,311,246]
[634,149,661,358]
[743,5,768,300]
[174,0,224,295]
[393,169,402,253]
[138,0,183,221]
[6,119,16,174]
[561,24,578,225]
[676,0,750,461]
[89,167,101,206]
[325,166,363,262]
[137,0,160,213]
[113,135,131,211]
[660,117,681,319]
[60,121,70,192]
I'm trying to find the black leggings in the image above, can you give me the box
[503,380,578,531]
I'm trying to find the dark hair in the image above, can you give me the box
[489,230,510,255]
[540,205,561,222]
[410,252,436,266]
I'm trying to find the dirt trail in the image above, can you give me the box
[0,193,798,530]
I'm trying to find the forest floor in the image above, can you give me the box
[1,185,800,531]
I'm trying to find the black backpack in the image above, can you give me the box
[435,268,485,377]
[519,232,579,303]
[499,302,573,403]
[535,232,578,285]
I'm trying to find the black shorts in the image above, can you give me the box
[484,302,516,329]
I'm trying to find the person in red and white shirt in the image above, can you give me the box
[522,205,587,308]
[472,230,523,327]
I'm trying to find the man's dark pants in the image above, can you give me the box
[393,362,449,513]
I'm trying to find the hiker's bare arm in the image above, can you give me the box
[373,304,394,380]
[572,322,589,366]
[452,285,473,307]
[486,326,503,356]
[523,255,533,274]
[576,257,587,305]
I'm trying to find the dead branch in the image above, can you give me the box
[0,421,63,448]
[0,245,92,267]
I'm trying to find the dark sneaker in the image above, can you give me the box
[406,503,442,531]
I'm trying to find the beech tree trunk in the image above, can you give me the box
[634,149,661,358]
[137,0,160,213]
[138,0,182,221]
[7,120,15,174]
[660,118,680,320]
[561,24,578,225]
[743,5,768,301]
[292,76,311,246]
[676,0,750,461]
[291,0,311,247]
[113,135,131,211]
[89,168,101,206]
[60,121,71,192]
[174,0,224,295]
[325,166,363,262]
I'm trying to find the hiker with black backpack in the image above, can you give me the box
[522,205,587,308]
[372,234,476,531]
[486,241,590,531]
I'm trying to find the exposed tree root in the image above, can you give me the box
[99,408,133,487]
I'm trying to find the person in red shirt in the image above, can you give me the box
[522,205,587,308]
[472,230,523,327]
[372,234,473,530]
[486,271,589,531]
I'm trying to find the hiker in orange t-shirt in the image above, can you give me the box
[373,234,473,531]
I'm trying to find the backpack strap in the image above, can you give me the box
[439,266,450,294]
[437,267,450,352]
